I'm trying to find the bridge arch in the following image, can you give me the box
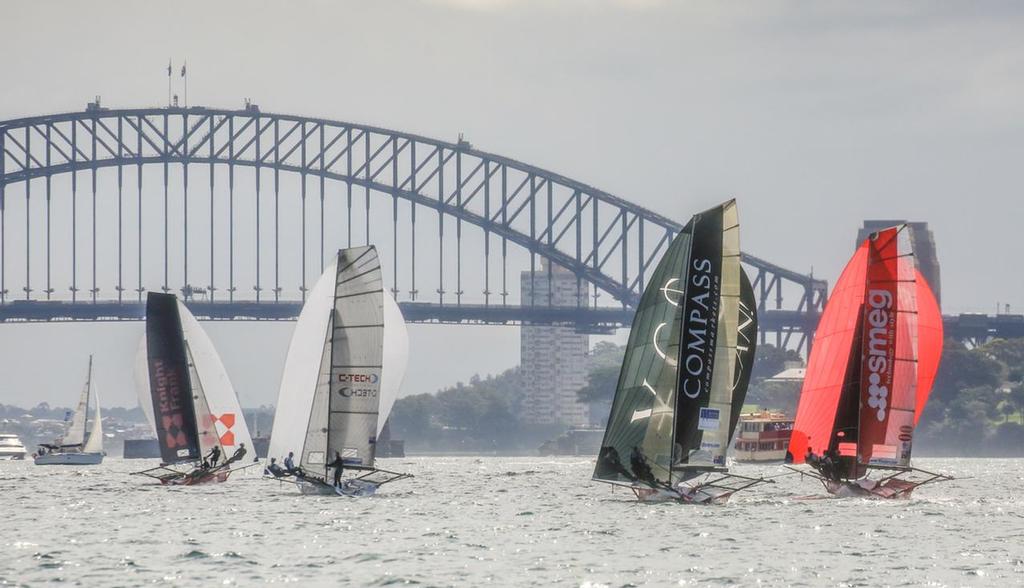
[0,104,825,348]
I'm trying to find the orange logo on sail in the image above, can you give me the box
[211,413,236,446]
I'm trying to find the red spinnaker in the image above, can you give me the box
[787,242,868,463]
[915,272,943,424]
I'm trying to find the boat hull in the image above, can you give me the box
[0,453,27,461]
[34,452,104,465]
[159,470,230,486]
[824,478,917,499]
[297,478,379,497]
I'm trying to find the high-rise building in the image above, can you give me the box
[856,220,941,308]
[519,260,590,426]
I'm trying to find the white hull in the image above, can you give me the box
[0,453,27,461]
[296,478,379,497]
[635,485,729,505]
[34,452,104,465]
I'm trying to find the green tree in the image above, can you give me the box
[979,338,1024,373]
[932,339,1003,402]
[576,364,620,405]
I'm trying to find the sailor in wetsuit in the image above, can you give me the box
[205,445,222,468]
[327,451,345,487]
[223,442,247,466]
[264,457,287,478]
[629,446,655,485]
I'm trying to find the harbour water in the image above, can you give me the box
[2,457,1022,585]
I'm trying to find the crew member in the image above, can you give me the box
[205,445,222,468]
[264,457,286,478]
[224,442,247,466]
[327,450,345,487]
[283,451,296,472]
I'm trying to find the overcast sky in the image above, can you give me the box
[1,1,1022,409]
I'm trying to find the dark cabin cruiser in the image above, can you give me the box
[593,200,769,504]
[267,246,411,497]
[785,224,949,498]
[132,293,255,485]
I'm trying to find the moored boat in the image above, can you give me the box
[592,200,771,504]
[0,433,28,460]
[267,246,412,496]
[732,410,793,463]
[785,224,950,498]
[34,356,104,466]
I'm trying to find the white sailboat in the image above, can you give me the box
[268,246,411,496]
[132,293,256,485]
[35,356,104,465]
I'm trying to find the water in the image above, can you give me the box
[2,457,1022,586]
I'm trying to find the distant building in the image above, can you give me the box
[857,220,941,308]
[519,260,590,426]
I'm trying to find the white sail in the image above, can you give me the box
[379,291,409,434]
[64,358,92,446]
[176,301,255,455]
[83,383,104,454]
[269,254,339,465]
[133,334,157,435]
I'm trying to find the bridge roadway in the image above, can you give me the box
[0,299,1018,344]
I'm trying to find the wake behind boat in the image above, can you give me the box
[593,200,770,504]
[267,246,411,497]
[34,355,104,466]
[131,293,256,485]
[785,224,951,498]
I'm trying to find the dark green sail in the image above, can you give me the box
[593,218,693,487]
[594,200,749,489]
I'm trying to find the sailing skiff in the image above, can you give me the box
[132,293,256,485]
[785,224,950,498]
[593,200,770,504]
[267,246,411,497]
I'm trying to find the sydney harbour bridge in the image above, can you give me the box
[0,103,1017,351]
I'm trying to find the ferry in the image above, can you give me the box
[732,410,794,463]
[0,433,28,460]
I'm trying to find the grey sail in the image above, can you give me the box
[327,246,385,470]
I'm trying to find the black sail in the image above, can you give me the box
[145,292,201,464]
[672,205,725,464]
[727,269,759,442]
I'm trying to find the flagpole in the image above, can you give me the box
[167,59,172,107]
[183,60,188,108]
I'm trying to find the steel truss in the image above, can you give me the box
[0,103,826,349]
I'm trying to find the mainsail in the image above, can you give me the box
[137,293,254,465]
[269,246,410,480]
[62,356,93,447]
[788,225,943,471]
[594,200,753,488]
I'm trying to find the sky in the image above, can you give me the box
[1,1,1022,408]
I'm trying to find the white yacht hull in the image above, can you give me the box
[0,453,27,461]
[296,478,379,497]
[34,452,104,465]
